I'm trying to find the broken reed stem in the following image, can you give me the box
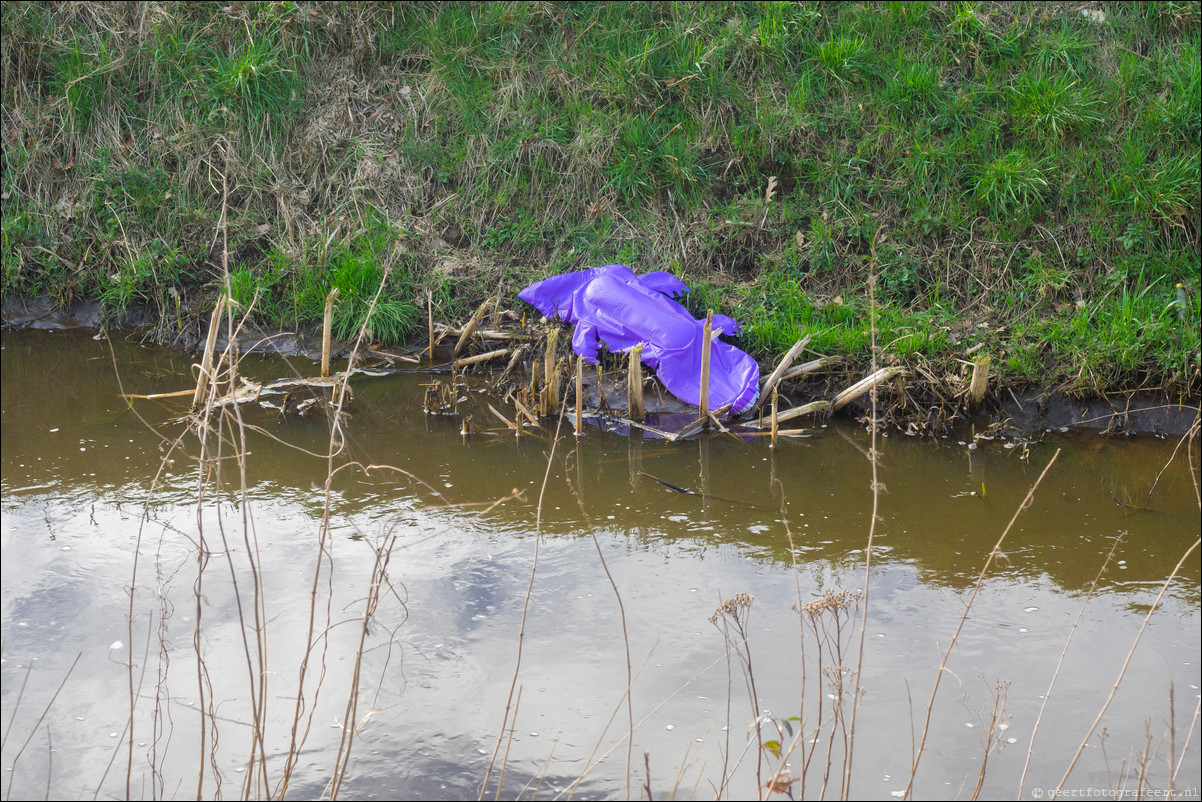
[968,356,990,413]
[628,343,645,422]
[545,327,560,414]
[513,397,539,428]
[777,355,843,382]
[575,355,583,436]
[1056,535,1201,794]
[192,296,226,410]
[756,400,830,428]
[427,289,434,360]
[832,366,905,412]
[453,348,510,370]
[699,310,713,422]
[757,335,811,413]
[453,296,494,357]
[321,289,339,378]
[904,448,1062,799]
[771,387,779,448]
[529,355,541,404]
[1016,535,1125,798]
[434,323,531,342]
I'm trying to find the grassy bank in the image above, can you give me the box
[2,1,1198,398]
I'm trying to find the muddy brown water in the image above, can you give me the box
[2,329,1199,800]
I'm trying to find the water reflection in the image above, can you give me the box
[2,329,1199,800]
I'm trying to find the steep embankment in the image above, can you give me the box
[2,2,1198,426]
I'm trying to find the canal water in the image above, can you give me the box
[2,329,1199,800]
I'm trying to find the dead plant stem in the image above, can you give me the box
[480,404,566,799]
[1055,536,1202,792]
[903,448,1062,799]
[843,234,882,799]
[2,654,80,802]
[1144,419,1200,508]
[1016,535,1124,798]
[1171,698,1201,790]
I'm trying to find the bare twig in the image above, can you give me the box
[3,654,81,801]
[480,403,568,799]
[843,237,883,799]
[904,449,1062,799]
[1144,418,1200,508]
[1017,535,1125,798]
[1055,536,1201,792]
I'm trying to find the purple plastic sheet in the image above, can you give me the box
[518,265,760,415]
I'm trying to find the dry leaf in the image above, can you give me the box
[765,175,778,204]
[764,777,797,794]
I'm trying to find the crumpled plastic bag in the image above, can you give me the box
[518,265,759,415]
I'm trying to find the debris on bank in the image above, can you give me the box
[518,265,760,415]
[108,267,1199,438]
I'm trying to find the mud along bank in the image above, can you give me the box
[3,293,1198,440]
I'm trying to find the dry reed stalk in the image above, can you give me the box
[513,397,539,428]
[831,366,905,412]
[843,236,883,799]
[777,356,843,382]
[328,533,397,799]
[486,402,517,431]
[1142,418,1200,508]
[191,296,225,409]
[544,327,560,414]
[440,326,533,342]
[903,449,1062,799]
[756,336,810,413]
[3,653,82,801]
[321,288,339,378]
[699,311,713,422]
[453,296,495,357]
[1055,535,1201,794]
[559,652,732,799]
[427,289,434,360]
[481,404,572,799]
[1016,535,1124,797]
[742,428,812,438]
[281,239,408,798]
[627,343,645,421]
[753,400,830,427]
[968,356,990,412]
[453,348,510,370]
[528,355,541,405]
[123,389,197,400]
[771,387,779,448]
[575,355,583,436]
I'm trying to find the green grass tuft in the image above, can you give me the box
[974,149,1050,218]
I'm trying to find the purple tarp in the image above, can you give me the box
[518,265,760,415]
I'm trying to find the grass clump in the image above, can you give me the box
[1009,70,1102,143]
[974,149,1050,218]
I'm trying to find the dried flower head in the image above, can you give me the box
[708,592,754,622]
